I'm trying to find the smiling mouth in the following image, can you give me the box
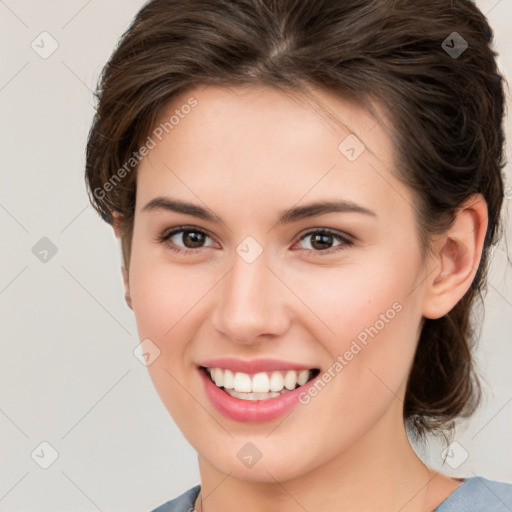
[200,366,320,401]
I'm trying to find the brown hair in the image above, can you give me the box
[85,0,506,439]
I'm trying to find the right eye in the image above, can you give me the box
[157,225,218,254]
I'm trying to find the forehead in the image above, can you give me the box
[151,83,394,160]
[135,83,413,226]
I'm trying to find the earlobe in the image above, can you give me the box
[110,211,133,309]
[422,194,488,319]
[122,265,133,310]
[111,211,124,238]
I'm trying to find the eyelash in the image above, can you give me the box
[157,225,354,257]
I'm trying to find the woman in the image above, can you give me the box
[85,0,512,510]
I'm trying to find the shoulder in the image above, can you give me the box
[149,485,201,512]
[434,476,512,511]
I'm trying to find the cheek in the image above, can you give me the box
[298,254,418,340]
[128,247,205,421]
[300,252,423,395]
[129,241,200,339]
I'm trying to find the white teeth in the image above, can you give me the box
[233,372,252,392]
[205,367,315,398]
[269,371,284,392]
[213,367,223,387]
[284,370,297,390]
[223,369,234,390]
[226,390,281,400]
[297,369,309,386]
[251,372,270,393]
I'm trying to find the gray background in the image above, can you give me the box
[0,1,511,510]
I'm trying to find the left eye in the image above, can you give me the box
[295,229,352,253]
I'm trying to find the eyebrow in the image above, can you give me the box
[141,196,377,224]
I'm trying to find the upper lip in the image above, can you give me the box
[198,357,316,374]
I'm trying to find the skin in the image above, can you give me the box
[113,84,488,511]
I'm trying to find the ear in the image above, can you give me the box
[122,265,132,310]
[422,194,488,319]
[110,211,133,310]
[111,211,124,238]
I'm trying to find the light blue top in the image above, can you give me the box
[150,476,512,511]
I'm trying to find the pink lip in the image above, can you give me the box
[199,357,314,374]
[198,366,319,423]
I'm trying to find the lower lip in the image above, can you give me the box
[199,367,317,423]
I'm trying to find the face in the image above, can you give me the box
[127,84,430,482]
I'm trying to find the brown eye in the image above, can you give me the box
[309,232,335,250]
[160,226,216,252]
[179,230,207,248]
[296,229,353,254]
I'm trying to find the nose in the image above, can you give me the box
[211,247,291,345]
